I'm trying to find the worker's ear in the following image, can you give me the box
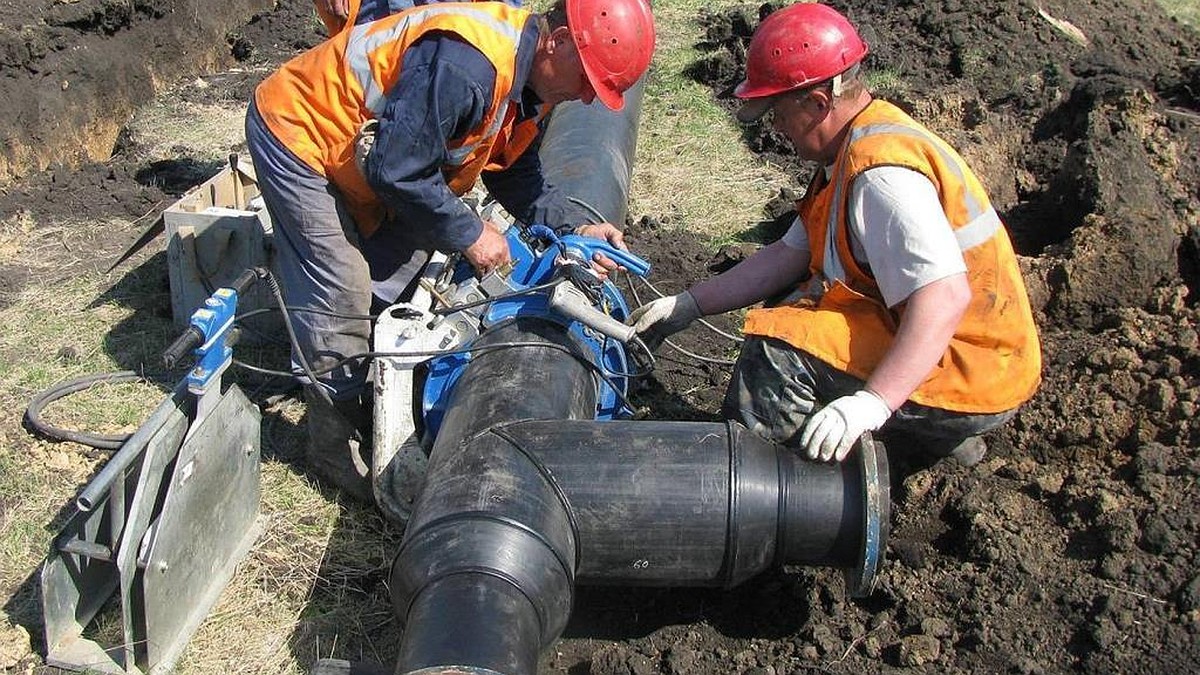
[809,88,831,111]
[549,25,573,52]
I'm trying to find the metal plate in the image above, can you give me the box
[140,385,261,674]
[846,432,890,597]
[42,405,189,674]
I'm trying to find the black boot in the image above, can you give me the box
[303,388,374,504]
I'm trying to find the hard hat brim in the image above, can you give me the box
[736,96,774,123]
[582,59,626,111]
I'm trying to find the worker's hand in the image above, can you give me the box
[627,291,701,351]
[319,0,350,19]
[352,119,378,175]
[800,390,892,463]
[464,220,512,276]
[574,222,627,279]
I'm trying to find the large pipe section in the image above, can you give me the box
[537,79,645,225]
[392,318,598,674]
[389,317,889,674]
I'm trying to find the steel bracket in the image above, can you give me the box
[40,380,262,674]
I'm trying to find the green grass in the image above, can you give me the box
[1157,0,1200,27]
[631,0,792,240]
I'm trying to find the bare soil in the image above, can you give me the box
[1,0,1199,673]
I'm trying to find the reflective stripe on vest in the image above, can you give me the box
[347,5,519,173]
[821,123,1003,285]
[347,5,522,114]
[742,100,1042,414]
[255,3,534,236]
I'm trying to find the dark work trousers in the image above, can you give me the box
[722,335,1017,458]
[245,100,428,401]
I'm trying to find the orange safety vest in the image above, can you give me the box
[743,100,1042,413]
[255,2,545,237]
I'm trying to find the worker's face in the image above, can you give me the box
[769,87,833,162]
[532,26,596,106]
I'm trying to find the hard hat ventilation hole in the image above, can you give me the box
[610,37,618,44]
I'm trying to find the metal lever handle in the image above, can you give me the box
[548,282,637,342]
[559,234,651,277]
[161,268,260,369]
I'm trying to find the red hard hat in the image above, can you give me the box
[734,3,869,101]
[567,0,656,111]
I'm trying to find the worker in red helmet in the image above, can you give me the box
[246,0,656,502]
[631,3,1041,468]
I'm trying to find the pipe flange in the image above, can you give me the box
[844,431,890,597]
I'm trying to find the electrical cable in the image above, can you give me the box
[26,262,640,451]
[258,269,336,407]
[24,371,150,450]
[635,275,745,343]
[624,273,738,367]
[237,305,376,323]
[431,278,566,316]
[598,334,656,379]
[567,196,606,225]
[229,340,638,415]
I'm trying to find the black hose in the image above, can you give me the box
[24,372,148,449]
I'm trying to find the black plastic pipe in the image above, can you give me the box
[391,318,597,674]
[388,57,891,674]
[538,79,645,225]
[390,318,889,674]
[495,419,887,588]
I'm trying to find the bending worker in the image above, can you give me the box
[246,0,656,501]
[630,3,1041,466]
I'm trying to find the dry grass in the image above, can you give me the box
[0,0,781,672]
[122,81,263,165]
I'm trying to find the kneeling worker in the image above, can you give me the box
[631,3,1041,466]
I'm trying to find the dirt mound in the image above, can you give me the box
[692,0,1200,328]
[0,0,277,183]
[666,1,1200,672]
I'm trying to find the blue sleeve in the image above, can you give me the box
[354,0,412,23]
[355,0,524,24]
[480,133,595,232]
[364,36,496,251]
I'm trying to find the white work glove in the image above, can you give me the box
[353,119,379,175]
[628,291,701,351]
[800,390,892,462]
